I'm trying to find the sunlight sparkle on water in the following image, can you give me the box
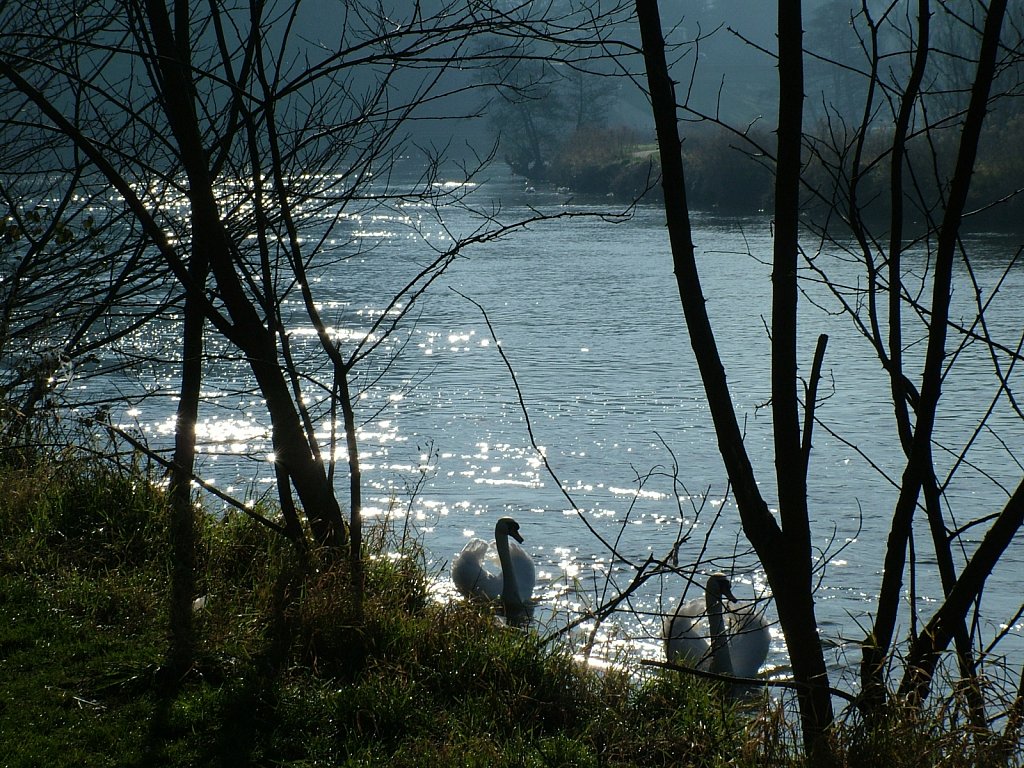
[561,561,581,578]
[419,499,448,515]
[474,477,537,488]
[75,175,1024,686]
[289,325,377,345]
[154,416,266,450]
[430,180,478,190]
[607,486,668,501]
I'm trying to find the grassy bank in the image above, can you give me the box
[0,454,1017,766]
[0,456,769,767]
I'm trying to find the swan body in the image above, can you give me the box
[452,517,536,611]
[724,599,771,677]
[664,573,770,678]
[662,595,711,666]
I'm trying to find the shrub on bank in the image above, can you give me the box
[544,126,659,200]
[535,125,774,211]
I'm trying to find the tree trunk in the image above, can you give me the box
[164,0,203,681]
[166,247,205,679]
[862,0,1008,707]
[901,477,1024,702]
[140,0,348,549]
[634,0,834,756]
[772,1,835,753]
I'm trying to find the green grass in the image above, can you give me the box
[0,454,1019,766]
[0,575,161,766]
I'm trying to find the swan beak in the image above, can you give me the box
[722,584,737,603]
[510,529,524,544]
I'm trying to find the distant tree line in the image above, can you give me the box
[515,116,1024,225]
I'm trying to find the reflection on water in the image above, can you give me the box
[80,167,1024,686]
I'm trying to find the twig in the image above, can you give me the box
[453,288,619,555]
[641,658,859,703]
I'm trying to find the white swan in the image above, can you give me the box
[663,573,770,678]
[451,517,536,623]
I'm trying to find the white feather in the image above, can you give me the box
[451,528,535,603]
[664,574,770,679]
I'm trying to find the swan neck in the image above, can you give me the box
[495,528,525,621]
[707,588,733,676]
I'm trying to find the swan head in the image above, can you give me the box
[495,516,524,544]
[706,573,737,603]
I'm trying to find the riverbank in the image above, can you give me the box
[522,124,1024,228]
[0,456,773,766]
[0,455,1013,766]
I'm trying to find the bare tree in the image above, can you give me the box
[635,0,1024,757]
[804,0,1021,713]
[1,0,636,674]
[635,0,834,754]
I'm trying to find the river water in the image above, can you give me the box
[92,165,1024,694]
